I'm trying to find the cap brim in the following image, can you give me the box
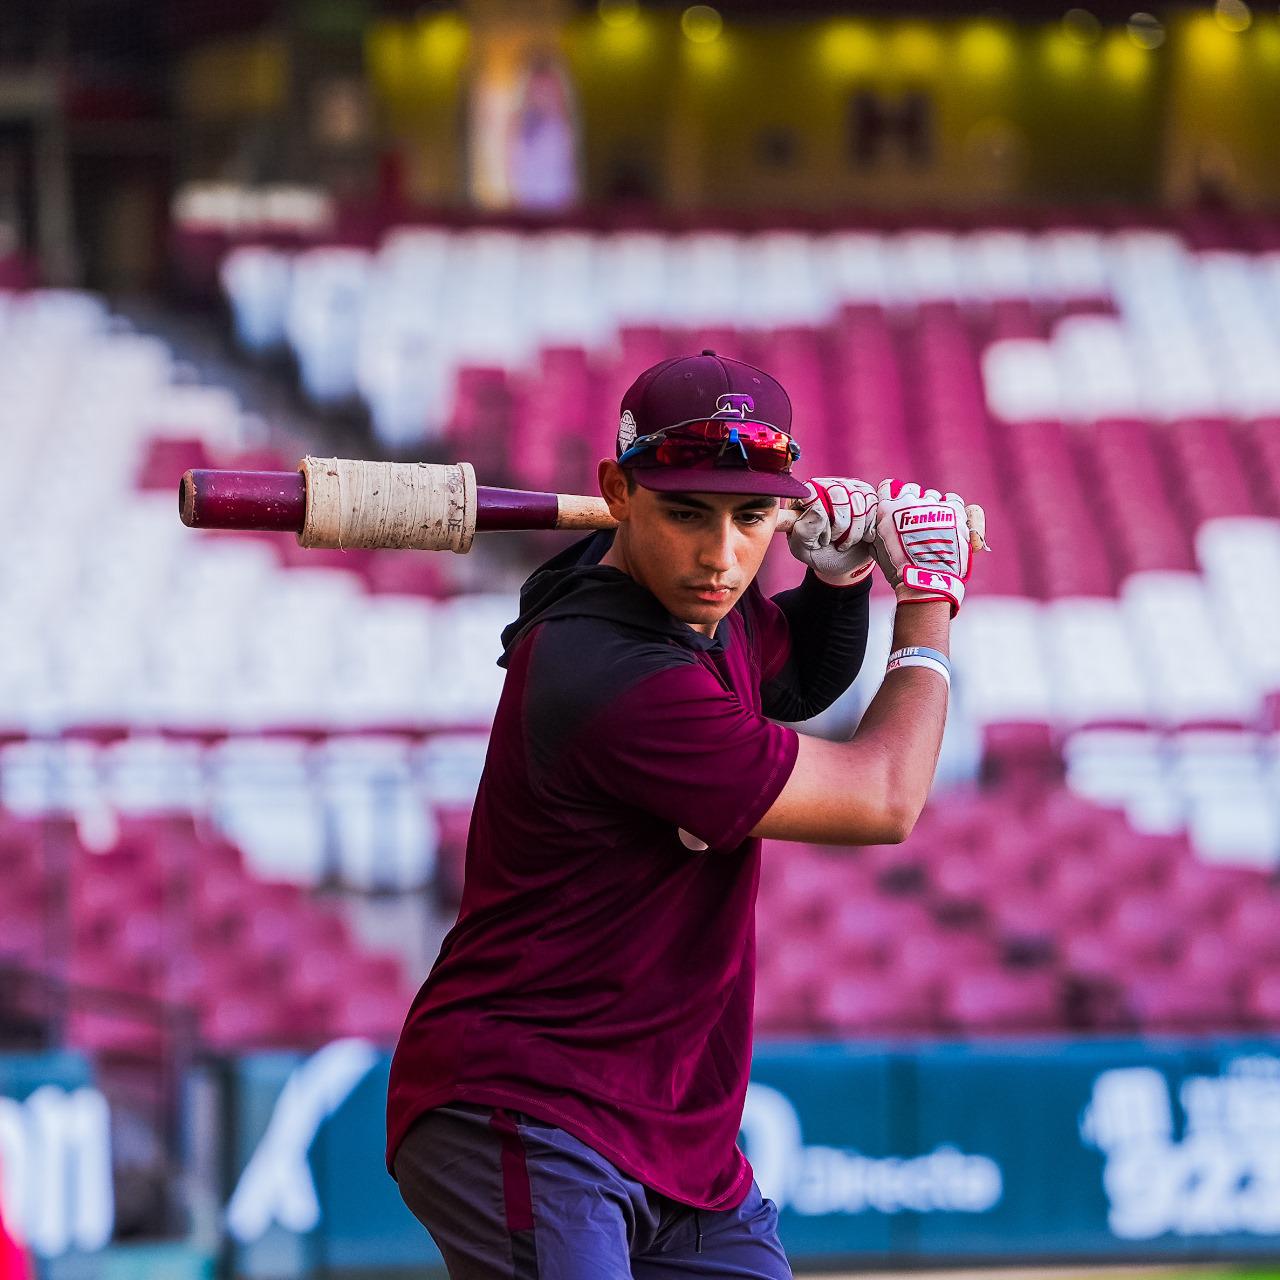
[629,465,811,500]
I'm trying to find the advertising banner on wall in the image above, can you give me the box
[223,1036,1280,1274]
[224,1041,442,1276]
[0,1053,114,1262]
[742,1042,1002,1260]
[746,1039,1280,1262]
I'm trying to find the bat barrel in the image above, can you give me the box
[179,469,306,533]
[177,465,568,536]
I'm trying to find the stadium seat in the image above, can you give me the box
[940,969,1064,1034]
[1123,969,1240,1033]
[813,973,938,1036]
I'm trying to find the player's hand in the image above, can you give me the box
[787,477,878,587]
[871,479,972,615]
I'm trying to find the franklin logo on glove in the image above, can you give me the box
[896,509,956,529]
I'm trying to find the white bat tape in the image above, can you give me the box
[298,458,477,553]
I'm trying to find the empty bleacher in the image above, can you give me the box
[3,209,1280,1052]
[756,783,1280,1037]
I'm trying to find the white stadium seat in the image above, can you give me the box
[1120,573,1258,725]
[221,245,293,355]
[1045,598,1152,726]
[952,598,1055,724]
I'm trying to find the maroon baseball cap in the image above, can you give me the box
[615,350,810,500]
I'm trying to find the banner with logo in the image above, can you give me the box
[0,1053,114,1261]
[222,1037,1280,1273]
[222,1042,441,1276]
[743,1042,1004,1260]
[747,1038,1280,1262]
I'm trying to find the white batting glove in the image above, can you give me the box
[871,479,972,615]
[787,477,878,587]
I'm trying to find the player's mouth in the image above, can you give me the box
[687,583,733,602]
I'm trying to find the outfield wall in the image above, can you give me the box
[221,1037,1280,1275]
[5,1039,1280,1274]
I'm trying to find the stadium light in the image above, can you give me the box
[1126,12,1166,49]
[1189,10,1242,71]
[1215,0,1252,33]
[957,21,1015,79]
[598,0,640,29]
[889,23,942,77]
[1062,8,1102,46]
[413,12,468,76]
[681,4,723,43]
[818,20,880,77]
[596,0,650,56]
[1103,27,1149,80]
[1041,27,1090,74]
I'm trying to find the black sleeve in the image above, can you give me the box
[760,568,872,723]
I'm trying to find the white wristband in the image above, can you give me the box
[886,646,951,688]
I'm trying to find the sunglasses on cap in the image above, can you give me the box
[618,419,802,473]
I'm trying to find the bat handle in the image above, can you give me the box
[554,495,806,533]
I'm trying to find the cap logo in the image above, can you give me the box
[618,409,637,452]
[712,393,755,420]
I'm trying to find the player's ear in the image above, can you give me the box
[598,459,632,520]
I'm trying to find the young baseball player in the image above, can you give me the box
[387,351,973,1278]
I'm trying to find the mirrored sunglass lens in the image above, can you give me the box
[738,425,784,445]
[678,442,789,471]
[649,426,795,471]
[653,440,717,466]
[750,447,792,472]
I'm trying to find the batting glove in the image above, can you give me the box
[871,479,971,615]
[787,477,878,587]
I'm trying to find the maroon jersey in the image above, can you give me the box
[387,531,869,1209]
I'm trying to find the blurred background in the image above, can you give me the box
[2,0,1280,1275]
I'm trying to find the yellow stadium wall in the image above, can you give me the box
[564,14,1169,210]
[356,8,1280,213]
[365,13,472,206]
[1162,10,1280,207]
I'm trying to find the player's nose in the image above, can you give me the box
[697,523,736,573]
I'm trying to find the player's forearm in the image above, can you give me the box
[846,602,950,839]
[750,479,979,847]
[761,569,872,722]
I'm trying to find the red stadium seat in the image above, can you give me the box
[1124,968,1241,1033]
[889,931,999,994]
[1242,970,1280,1028]
[1101,894,1183,966]
[824,898,932,967]
[1041,856,1112,928]
[1178,933,1249,990]
[1223,895,1280,965]
[813,973,938,1036]
[940,969,1063,1034]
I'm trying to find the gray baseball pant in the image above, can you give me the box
[393,1102,793,1279]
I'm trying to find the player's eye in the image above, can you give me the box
[667,510,768,525]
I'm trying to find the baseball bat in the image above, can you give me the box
[178,459,988,554]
